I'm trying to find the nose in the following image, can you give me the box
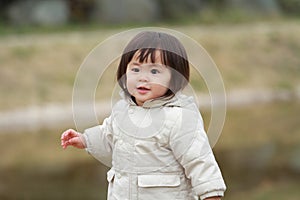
[138,71,149,82]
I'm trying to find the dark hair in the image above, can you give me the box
[117,31,190,98]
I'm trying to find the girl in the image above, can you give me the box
[61,31,226,200]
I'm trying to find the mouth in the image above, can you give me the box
[137,86,150,94]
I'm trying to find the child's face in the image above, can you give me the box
[126,50,171,106]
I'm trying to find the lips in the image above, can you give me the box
[137,86,150,94]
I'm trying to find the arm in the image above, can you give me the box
[82,116,114,167]
[169,107,226,200]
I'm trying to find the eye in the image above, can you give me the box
[150,69,160,74]
[131,67,140,72]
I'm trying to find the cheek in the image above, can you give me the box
[152,76,171,90]
[158,74,171,88]
[125,75,135,91]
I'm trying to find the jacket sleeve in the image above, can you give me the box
[83,116,113,167]
[169,107,226,199]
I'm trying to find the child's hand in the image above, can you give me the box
[61,129,86,149]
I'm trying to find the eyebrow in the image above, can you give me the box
[130,62,141,66]
[147,63,165,69]
[129,62,166,70]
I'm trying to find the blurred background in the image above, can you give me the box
[1,0,300,199]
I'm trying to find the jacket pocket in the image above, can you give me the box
[138,174,182,199]
[138,174,180,187]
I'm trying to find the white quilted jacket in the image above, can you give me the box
[84,93,226,200]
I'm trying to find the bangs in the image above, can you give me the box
[135,48,168,65]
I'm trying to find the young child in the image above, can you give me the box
[61,31,226,200]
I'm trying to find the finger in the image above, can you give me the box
[61,139,69,149]
[61,139,67,147]
[61,132,74,148]
[61,129,77,140]
[61,129,72,138]
[62,143,67,149]
[68,137,81,145]
[61,140,67,149]
[62,138,76,149]
[69,137,86,149]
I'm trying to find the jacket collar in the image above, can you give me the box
[119,91,194,108]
